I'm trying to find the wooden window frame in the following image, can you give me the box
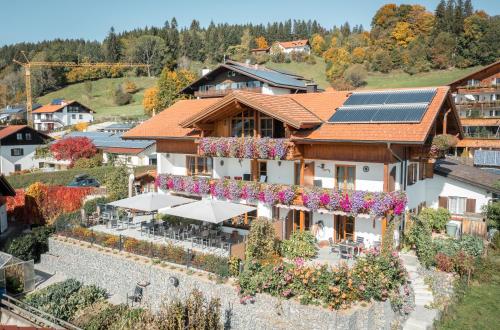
[186,155,213,176]
[259,115,274,138]
[258,160,267,182]
[335,165,356,191]
[231,109,255,137]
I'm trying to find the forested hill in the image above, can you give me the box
[1,0,499,106]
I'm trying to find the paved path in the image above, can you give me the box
[401,253,439,330]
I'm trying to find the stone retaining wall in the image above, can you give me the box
[40,237,396,330]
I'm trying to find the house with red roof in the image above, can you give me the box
[32,99,94,132]
[123,84,473,246]
[0,125,51,175]
[272,39,311,55]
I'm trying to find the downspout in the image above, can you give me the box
[443,109,451,134]
[387,142,406,245]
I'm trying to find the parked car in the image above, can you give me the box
[68,174,100,187]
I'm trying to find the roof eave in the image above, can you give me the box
[435,169,500,195]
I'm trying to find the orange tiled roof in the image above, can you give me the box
[181,90,322,129]
[460,118,500,126]
[123,98,219,139]
[33,100,76,113]
[125,86,458,144]
[0,125,26,139]
[278,39,309,48]
[457,138,500,148]
[293,86,453,143]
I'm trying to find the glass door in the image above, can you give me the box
[335,216,355,242]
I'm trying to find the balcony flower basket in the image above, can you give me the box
[156,174,407,217]
[198,137,292,160]
[430,134,458,159]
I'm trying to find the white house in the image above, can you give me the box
[32,99,94,132]
[272,39,311,55]
[124,86,465,246]
[0,125,52,175]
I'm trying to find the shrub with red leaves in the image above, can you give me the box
[50,137,97,166]
[435,252,454,273]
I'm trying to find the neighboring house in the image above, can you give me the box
[124,86,463,246]
[0,175,16,234]
[32,99,94,132]
[449,60,500,157]
[0,125,51,175]
[0,104,41,123]
[250,47,270,56]
[66,131,156,167]
[271,39,311,55]
[427,158,500,219]
[182,60,318,98]
[97,122,136,134]
[132,169,157,195]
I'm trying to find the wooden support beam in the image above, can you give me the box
[299,211,305,232]
[299,159,305,185]
[383,163,389,192]
[381,217,387,244]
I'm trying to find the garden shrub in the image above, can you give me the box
[407,215,436,268]
[419,207,450,232]
[6,226,54,262]
[245,217,278,261]
[23,279,106,321]
[435,252,455,272]
[280,231,317,260]
[238,251,407,310]
[483,201,500,229]
[83,197,111,216]
[5,264,24,294]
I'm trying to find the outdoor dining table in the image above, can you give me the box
[338,241,361,258]
[140,221,161,237]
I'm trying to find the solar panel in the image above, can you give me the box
[329,104,428,123]
[343,89,436,106]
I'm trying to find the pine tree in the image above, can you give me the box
[104,27,121,62]
[434,0,448,34]
[464,0,474,17]
[454,0,465,34]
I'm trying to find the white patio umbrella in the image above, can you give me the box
[159,199,256,224]
[107,192,195,212]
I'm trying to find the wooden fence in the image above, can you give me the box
[461,218,488,238]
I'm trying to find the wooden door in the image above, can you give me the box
[334,216,355,242]
[303,162,315,187]
[291,210,311,232]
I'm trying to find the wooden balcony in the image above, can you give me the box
[457,85,500,94]
[194,87,263,98]
[197,137,296,160]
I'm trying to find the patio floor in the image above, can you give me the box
[90,224,229,257]
[309,247,356,268]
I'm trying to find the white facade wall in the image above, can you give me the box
[213,157,251,179]
[426,175,493,213]
[33,109,93,130]
[278,45,311,54]
[261,84,291,95]
[158,153,187,176]
[0,144,39,175]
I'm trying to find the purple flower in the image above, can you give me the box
[256,137,270,159]
[302,190,321,211]
[319,193,330,206]
[227,180,242,200]
[241,182,259,201]
[277,186,295,205]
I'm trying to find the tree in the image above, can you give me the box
[105,166,129,200]
[310,34,326,55]
[113,86,132,106]
[104,27,121,62]
[245,217,277,261]
[126,35,166,76]
[155,69,196,111]
[143,86,159,115]
[351,47,366,64]
[343,64,367,87]
[50,137,97,165]
[254,36,268,49]
[371,49,392,73]
[392,22,416,47]
[429,32,456,68]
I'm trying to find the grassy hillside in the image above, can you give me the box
[363,66,481,89]
[266,57,329,88]
[37,76,157,120]
[267,58,481,90]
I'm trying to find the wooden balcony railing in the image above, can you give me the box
[194,87,263,98]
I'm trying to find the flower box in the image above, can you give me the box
[198,137,294,160]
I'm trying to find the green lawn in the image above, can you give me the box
[436,250,500,330]
[266,57,329,88]
[36,76,157,120]
[363,67,481,89]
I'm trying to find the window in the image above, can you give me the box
[16,133,22,140]
[71,114,76,119]
[494,78,500,85]
[231,109,255,137]
[336,165,355,190]
[260,116,273,137]
[407,163,418,185]
[448,196,467,215]
[79,114,83,119]
[14,164,21,172]
[258,161,267,182]
[186,156,212,176]
[11,148,24,156]
[25,133,32,140]
[467,79,480,86]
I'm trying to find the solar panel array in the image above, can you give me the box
[231,63,307,89]
[329,89,437,124]
[65,132,154,149]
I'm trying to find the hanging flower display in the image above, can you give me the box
[198,137,292,160]
[157,174,407,217]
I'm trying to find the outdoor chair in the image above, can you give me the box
[328,237,339,254]
[355,237,365,255]
[339,245,352,259]
[127,285,144,307]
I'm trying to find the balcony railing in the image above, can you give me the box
[198,137,295,160]
[457,85,500,93]
[156,174,407,217]
[194,87,262,98]
[463,132,500,139]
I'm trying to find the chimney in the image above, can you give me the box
[306,83,318,93]
[201,68,210,76]
[245,59,251,65]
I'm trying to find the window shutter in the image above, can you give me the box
[419,162,424,180]
[438,196,448,209]
[466,199,476,213]
[425,162,434,178]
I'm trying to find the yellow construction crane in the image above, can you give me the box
[13,51,150,127]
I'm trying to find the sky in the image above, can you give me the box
[1,0,499,46]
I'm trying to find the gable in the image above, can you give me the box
[0,126,51,145]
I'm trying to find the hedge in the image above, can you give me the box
[7,165,155,189]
